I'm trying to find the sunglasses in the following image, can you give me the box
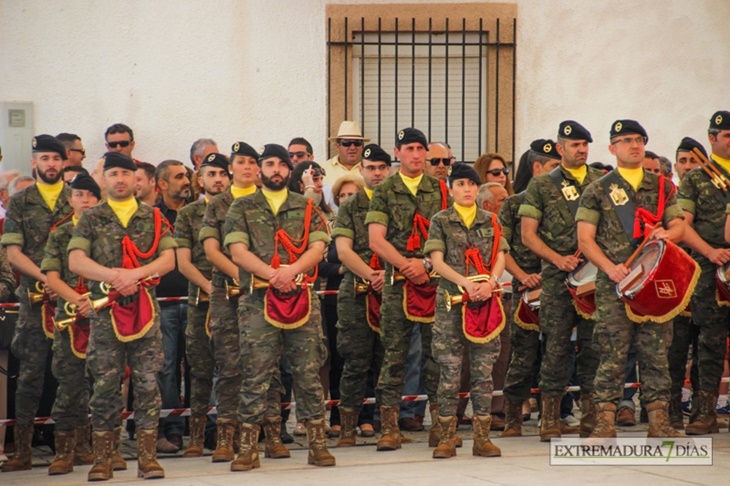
[288,151,310,158]
[108,140,131,148]
[427,157,453,166]
[339,140,363,147]
[69,148,86,156]
[487,168,509,177]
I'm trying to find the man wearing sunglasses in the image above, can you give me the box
[105,123,136,159]
[425,143,453,181]
[57,133,86,168]
[323,121,370,186]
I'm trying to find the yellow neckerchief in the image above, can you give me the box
[72,215,80,226]
[562,163,587,185]
[231,184,256,199]
[262,187,288,215]
[399,171,423,196]
[454,202,477,229]
[36,179,64,211]
[617,166,644,191]
[711,154,730,176]
[107,198,139,228]
[364,187,374,200]
[204,196,209,204]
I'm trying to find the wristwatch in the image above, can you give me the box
[422,258,433,273]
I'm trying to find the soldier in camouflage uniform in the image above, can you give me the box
[679,111,730,435]
[1,135,72,472]
[499,139,560,437]
[69,152,177,480]
[0,247,15,300]
[576,119,685,438]
[175,154,230,457]
[519,121,605,441]
[365,128,451,451]
[224,144,334,470]
[41,175,101,475]
[332,144,390,447]
[426,163,508,459]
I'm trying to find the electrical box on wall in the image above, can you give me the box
[0,101,34,175]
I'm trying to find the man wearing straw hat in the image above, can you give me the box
[323,121,370,186]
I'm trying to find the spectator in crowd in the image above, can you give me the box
[474,153,514,195]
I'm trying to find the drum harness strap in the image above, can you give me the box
[548,166,581,219]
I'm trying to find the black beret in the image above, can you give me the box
[710,111,730,131]
[610,119,648,144]
[447,162,481,187]
[102,151,137,172]
[231,141,260,160]
[396,127,428,149]
[529,138,561,160]
[558,120,593,143]
[258,144,293,170]
[362,144,392,166]
[70,174,101,201]
[200,153,231,177]
[676,137,707,159]
[32,134,67,160]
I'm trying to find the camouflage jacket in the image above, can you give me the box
[424,207,509,294]
[678,163,730,250]
[576,169,683,265]
[175,198,212,297]
[364,172,451,267]
[0,247,15,302]
[41,220,82,309]
[1,183,72,292]
[499,192,540,274]
[331,189,373,274]
[518,164,605,263]
[223,190,330,271]
[199,188,240,288]
[68,201,177,299]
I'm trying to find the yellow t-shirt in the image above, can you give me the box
[364,187,374,200]
[399,172,423,196]
[262,188,288,215]
[617,167,644,191]
[231,184,257,199]
[563,164,587,185]
[712,154,730,175]
[72,215,79,226]
[107,198,139,228]
[454,203,477,229]
[36,179,65,211]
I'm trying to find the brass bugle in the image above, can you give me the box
[193,287,210,307]
[389,268,440,286]
[27,280,45,305]
[443,286,503,312]
[55,293,109,330]
[249,265,307,294]
[354,279,370,295]
[99,273,160,295]
[226,279,241,301]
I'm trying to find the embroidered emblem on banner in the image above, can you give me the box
[609,183,629,206]
[655,280,677,299]
[561,180,579,201]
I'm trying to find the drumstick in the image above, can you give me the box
[573,249,582,259]
[624,223,662,268]
[693,148,728,190]
[693,147,728,183]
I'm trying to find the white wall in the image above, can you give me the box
[1,0,729,173]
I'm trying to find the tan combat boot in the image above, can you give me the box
[427,403,463,448]
[432,416,458,459]
[73,422,95,465]
[211,418,237,462]
[539,395,562,442]
[579,393,596,437]
[685,390,720,435]
[472,415,501,457]
[136,430,165,479]
[376,406,402,451]
[230,423,260,472]
[336,408,359,447]
[501,398,523,438]
[263,416,291,458]
[647,401,684,438]
[111,426,127,471]
[183,414,206,457]
[87,430,115,481]
[588,403,617,438]
[306,419,336,467]
[669,394,684,430]
[1,425,33,472]
[48,429,75,475]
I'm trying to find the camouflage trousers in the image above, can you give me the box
[186,303,215,417]
[691,256,730,392]
[667,313,699,397]
[336,275,384,411]
[593,275,671,404]
[538,269,598,397]
[208,285,242,420]
[376,281,439,408]
[87,312,163,431]
[10,298,52,427]
[433,292,500,416]
[503,287,541,403]
[238,289,323,424]
[51,323,90,431]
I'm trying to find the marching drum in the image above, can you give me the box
[566,260,598,318]
[617,239,699,323]
[514,287,540,331]
[716,261,730,306]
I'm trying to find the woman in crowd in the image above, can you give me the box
[474,152,514,195]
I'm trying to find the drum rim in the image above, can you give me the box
[617,239,667,299]
[566,260,598,287]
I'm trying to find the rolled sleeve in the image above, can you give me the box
[0,232,23,247]
[364,210,388,227]
[308,230,331,246]
[663,204,685,225]
[223,231,250,250]
[498,236,510,253]
[331,227,354,240]
[67,236,91,256]
[158,235,178,253]
[678,198,695,215]
[501,226,513,243]
[518,204,542,221]
[198,226,220,243]
[575,207,599,226]
[175,237,192,249]
[423,239,445,256]
[40,257,62,274]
